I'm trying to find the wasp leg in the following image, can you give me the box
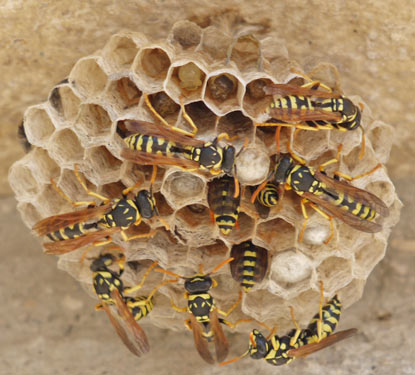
[256,122,321,131]
[124,261,159,294]
[179,96,198,136]
[143,279,177,302]
[50,178,97,207]
[316,281,325,342]
[308,202,334,244]
[122,175,145,196]
[171,299,187,313]
[250,180,269,204]
[92,237,115,247]
[334,163,382,182]
[220,318,252,329]
[73,164,111,203]
[287,141,306,165]
[290,68,332,93]
[184,319,193,331]
[275,125,282,153]
[117,78,141,108]
[288,306,303,346]
[217,291,242,317]
[120,230,157,242]
[318,144,343,173]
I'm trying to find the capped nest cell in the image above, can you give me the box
[9,20,401,357]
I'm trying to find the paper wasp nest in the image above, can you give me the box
[9,21,401,334]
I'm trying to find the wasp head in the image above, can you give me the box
[136,190,156,219]
[274,155,295,184]
[248,329,269,359]
[184,275,213,294]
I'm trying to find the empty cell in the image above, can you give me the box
[368,122,394,163]
[170,20,202,49]
[353,240,386,279]
[9,163,39,198]
[105,77,142,111]
[104,35,139,71]
[17,202,42,228]
[256,218,296,251]
[99,181,126,200]
[69,58,107,98]
[317,256,353,292]
[29,148,60,184]
[226,212,255,242]
[24,107,55,147]
[85,146,123,184]
[243,78,274,117]
[57,168,98,204]
[217,111,254,139]
[206,74,238,102]
[75,104,112,144]
[49,129,84,165]
[161,171,205,209]
[227,34,262,72]
[243,289,286,323]
[48,85,81,122]
[291,129,329,160]
[191,239,229,268]
[147,92,180,123]
[183,101,216,136]
[137,48,171,79]
[175,204,211,229]
[153,192,174,216]
[35,183,73,217]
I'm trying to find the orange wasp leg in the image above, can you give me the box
[299,199,334,244]
[124,261,160,294]
[217,290,243,318]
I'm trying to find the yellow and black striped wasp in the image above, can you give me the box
[155,258,246,364]
[250,182,280,219]
[256,71,365,158]
[251,150,389,243]
[89,251,176,356]
[120,94,240,196]
[229,241,268,293]
[207,175,241,235]
[221,281,357,367]
[32,165,163,254]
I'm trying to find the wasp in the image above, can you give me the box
[90,252,176,356]
[229,241,268,293]
[155,258,246,364]
[251,151,389,243]
[120,94,240,196]
[32,165,162,254]
[207,175,241,235]
[221,281,357,367]
[256,72,365,158]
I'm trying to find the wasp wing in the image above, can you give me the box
[189,313,215,364]
[287,328,357,358]
[32,203,112,236]
[43,227,121,255]
[210,308,229,363]
[264,83,342,99]
[229,244,247,283]
[111,288,150,355]
[315,171,389,217]
[124,120,205,147]
[121,148,201,169]
[267,107,342,123]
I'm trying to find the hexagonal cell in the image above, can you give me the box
[49,129,84,166]
[83,146,123,185]
[204,73,243,112]
[316,256,353,294]
[225,212,255,243]
[217,111,254,140]
[181,101,217,137]
[105,77,142,112]
[17,202,42,228]
[270,249,313,285]
[35,182,73,217]
[161,170,205,209]
[201,26,233,61]
[166,62,206,100]
[338,278,365,308]
[74,104,113,146]
[256,218,296,251]
[353,239,386,279]
[48,85,81,123]
[368,121,394,163]
[28,148,60,184]
[57,168,99,204]
[290,128,330,160]
[362,180,395,208]
[255,123,291,153]
[69,58,107,98]
[169,20,202,49]
[8,162,39,199]
[242,289,286,323]
[226,34,262,72]
[243,78,274,117]
[23,107,55,147]
[146,92,180,124]
[153,192,175,217]
[175,204,211,229]
[103,35,140,72]
[133,48,171,90]
[190,240,229,272]
[99,181,126,200]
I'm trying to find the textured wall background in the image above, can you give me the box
[1,1,414,374]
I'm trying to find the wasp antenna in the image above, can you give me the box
[209,257,234,275]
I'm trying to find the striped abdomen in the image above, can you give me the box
[257,183,280,207]
[124,134,179,156]
[93,270,124,303]
[47,222,97,242]
[125,296,154,321]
